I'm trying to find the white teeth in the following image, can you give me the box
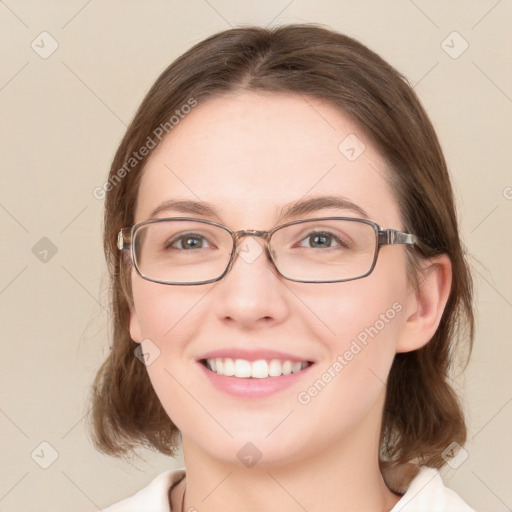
[234,359,252,378]
[251,360,268,379]
[206,358,310,378]
[223,358,234,376]
[281,360,292,375]
[291,361,302,373]
[268,359,282,377]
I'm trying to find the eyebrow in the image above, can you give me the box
[278,195,369,221]
[150,199,218,218]
[149,195,369,222]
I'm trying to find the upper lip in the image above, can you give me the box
[197,348,315,363]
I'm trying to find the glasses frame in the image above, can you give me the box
[117,217,417,285]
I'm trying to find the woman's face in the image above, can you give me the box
[130,92,414,466]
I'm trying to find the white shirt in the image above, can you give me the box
[103,466,475,511]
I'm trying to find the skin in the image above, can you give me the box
[129,92,452,512]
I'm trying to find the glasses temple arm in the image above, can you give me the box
[117,228,132,251]
[378,229,417,246]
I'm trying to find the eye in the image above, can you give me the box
[298,231,347,249]
[167,232,212,250]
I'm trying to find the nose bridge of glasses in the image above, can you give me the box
[233,229,271,244]
[231,229,275,263]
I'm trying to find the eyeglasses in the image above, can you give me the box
[117,217,417,285]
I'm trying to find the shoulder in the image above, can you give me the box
[391,466,475,512]
[103,469,185,512]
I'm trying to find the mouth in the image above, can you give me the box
[201,358,313,379]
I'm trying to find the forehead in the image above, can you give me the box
[136,92,401,227]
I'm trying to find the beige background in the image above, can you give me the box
[1,1,511,511]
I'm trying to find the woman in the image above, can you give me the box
[90,25,475,511]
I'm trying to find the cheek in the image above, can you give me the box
[305,258,407,357]
[130,275,217,422]
[288,280,406,455]
[131,274,208,344]
[296,257,408,392]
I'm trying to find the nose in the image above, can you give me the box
[211,236,290,330]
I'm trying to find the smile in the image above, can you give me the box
[203,358,311,379]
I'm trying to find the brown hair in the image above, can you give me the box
[89,24,474,469]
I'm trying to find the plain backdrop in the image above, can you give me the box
[1,1,511,511]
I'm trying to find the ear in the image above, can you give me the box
[396,254,452,353]
[129,306,143,344]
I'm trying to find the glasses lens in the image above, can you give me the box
[133,220,233,284]
[270,219,377,282]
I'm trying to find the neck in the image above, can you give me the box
[179,409,401,512]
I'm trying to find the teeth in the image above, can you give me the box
[291,361,302,373]
[282,360,292,375]
[206,358,309,378]
[251,360,268,379]
[234,359,251,378]
[223,358,234,376]
[268,359,282,377]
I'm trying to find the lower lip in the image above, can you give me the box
[197,362,314,399]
